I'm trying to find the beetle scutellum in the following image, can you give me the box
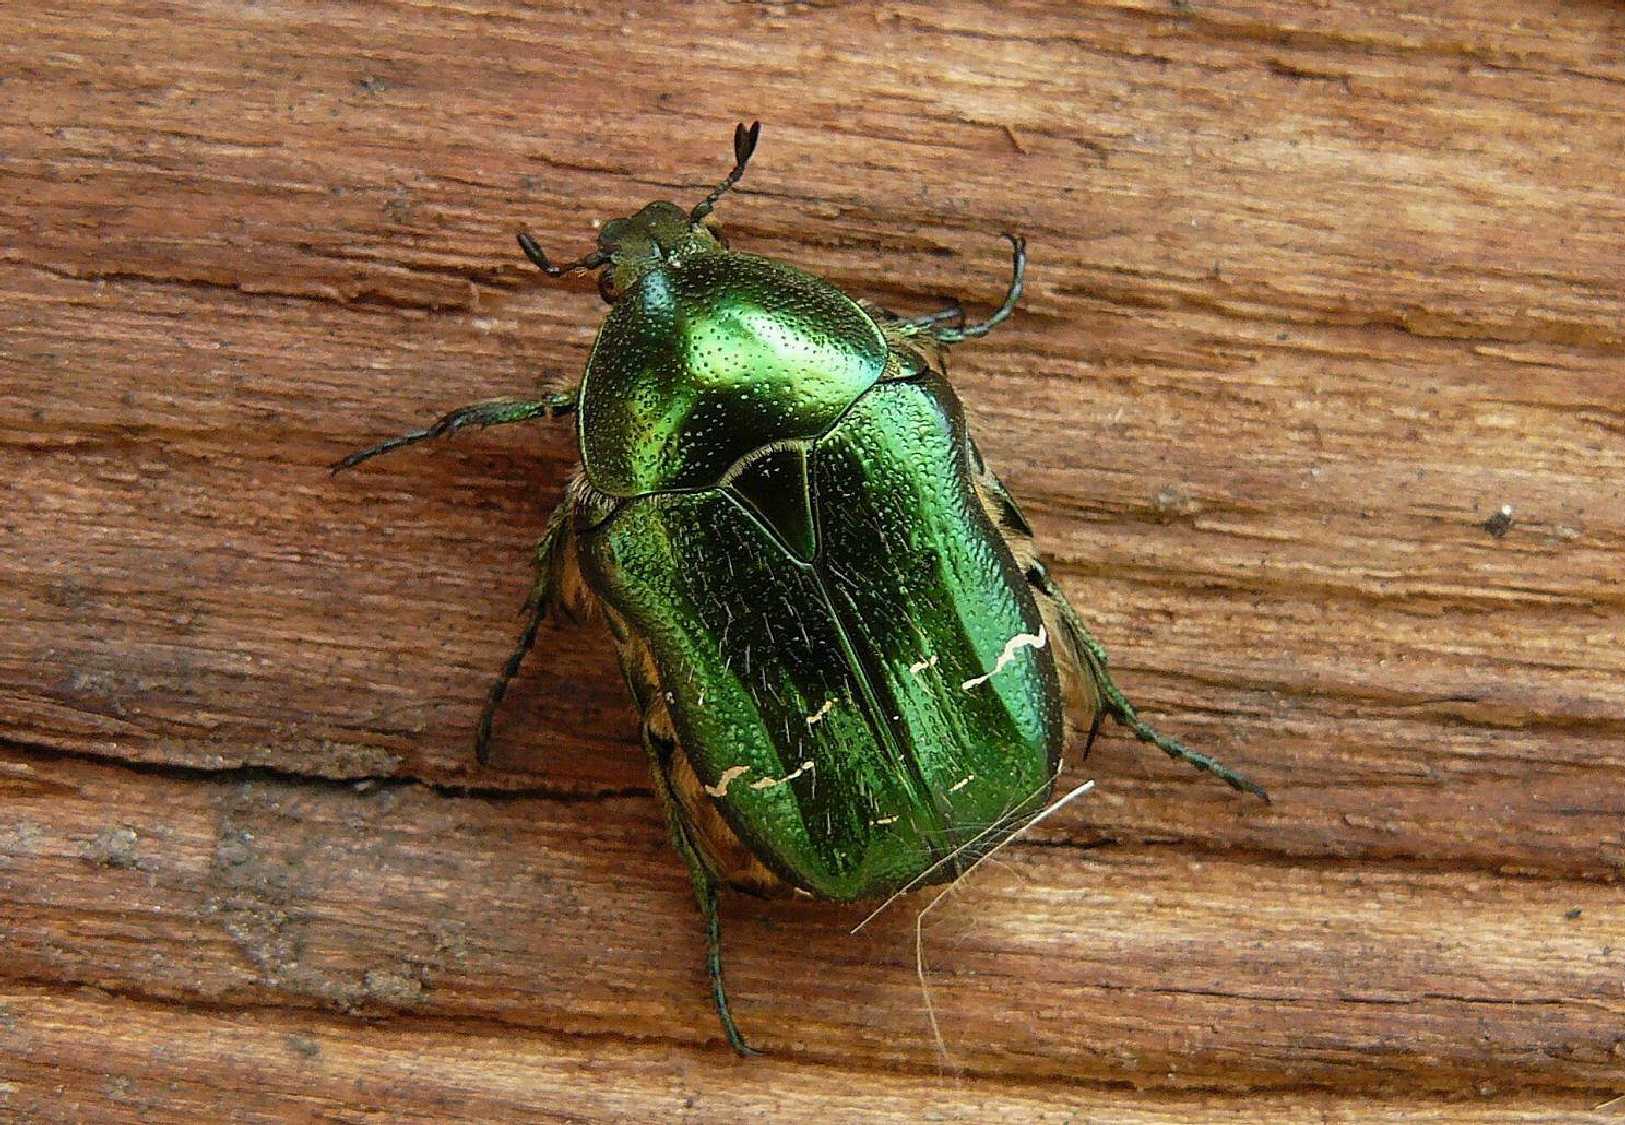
[335,123,1266,1054]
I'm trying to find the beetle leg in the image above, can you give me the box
[926,233,1025,344]
[473,501,572,764]
[330,391,578,474]
[866,298,967,333]
[641,717,760,1056]
[897,301,967,331]
[1026,560,1270,802]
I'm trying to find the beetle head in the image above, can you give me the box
[516,121,761,305]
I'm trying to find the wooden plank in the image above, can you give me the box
[3,1,1623,1119]
[3,749,1622,1103]
[4,986,1615,1124]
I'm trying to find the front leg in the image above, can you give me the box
[862,297,966,333]
[862,234,1025,346]
[331,390,578,474]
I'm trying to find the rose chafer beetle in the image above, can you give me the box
[336,123,1265,1054]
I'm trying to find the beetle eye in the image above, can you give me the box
[598,270,621,304]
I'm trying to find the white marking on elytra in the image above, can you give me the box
[705,754,819,799]
[908,654,940,676]
[960,626,1047,691]
[947,773,975,794]
[703,765,750,798]
[804,699,837,726]
[750,760,814,790]
[705,760,816,799]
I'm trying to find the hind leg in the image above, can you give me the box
[641,713,758,1056]
[1026,560,1268,801]
[473,500,574,764]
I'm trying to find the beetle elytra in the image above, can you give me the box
[335,123,1265,1054]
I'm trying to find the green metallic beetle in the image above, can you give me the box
[336,123,1265,1054]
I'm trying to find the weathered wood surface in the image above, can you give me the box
[4,2,1623,1120]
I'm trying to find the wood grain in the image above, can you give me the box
[3,2,1623,1120]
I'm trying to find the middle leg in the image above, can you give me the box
[474,499,575,764]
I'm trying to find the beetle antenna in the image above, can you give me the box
[516,231,609,278]
[690,121,762,223]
